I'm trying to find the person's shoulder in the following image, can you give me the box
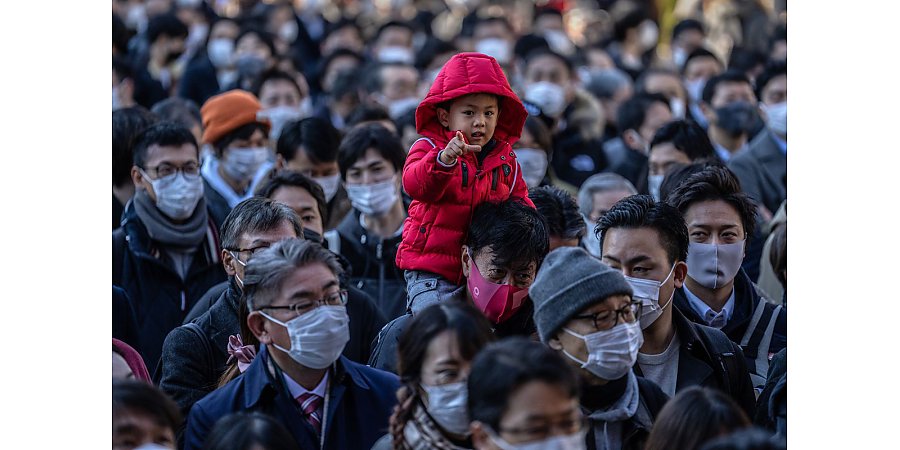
[635,376,669,416]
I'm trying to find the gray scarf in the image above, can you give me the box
[588,371,640,450]
[133,189,208,248]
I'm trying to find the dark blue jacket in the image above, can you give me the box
[184,346,400,450]
[113,201,227,372]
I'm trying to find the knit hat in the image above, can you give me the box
[529,246,633,343]
[200,90,270,145]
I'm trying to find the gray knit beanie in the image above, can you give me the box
[529,246,634,343]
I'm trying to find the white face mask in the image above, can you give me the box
[625,265,675,329]
[685,78,706,104]
[207,38,235,69]
[525,81,567,118]
[686,240,745,289]
[762,101,787,136]
[345,176,399,216]
[386,96,420,120]
[222,147,269,183]
[141,170,205,221]
[672,47,688,69]
[377,46,415,64]
[543,30,575,56]
[258,106,307,141]
[647,174,665,202]
[422,381,470,436]
[562,321,644,381]
[313,174,341,202]
[475,38,512,65]
[638,21,659,51]
[669,98,686,119]
[186,23,210,52]
[580,216,602,258]
[260,305,350,369]
[514,148,548,187]
[488,428,587,450]
[279,20,299,43]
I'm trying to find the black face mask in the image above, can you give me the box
[714,101,758,136]
[165,49,184,65]
[302,228,324,245]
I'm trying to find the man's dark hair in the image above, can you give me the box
[769,24,787,52]
[374,20,414,42]
[467,200,550,269]
[113,107,158,186]
[221,197,303,252]
[672,19,704,41]
[617,92,671,135]
[252,68,302,99]
[699,427,786,450]
[236,27,277,57]
[702,70,752,105]
[769,222,787,288]
[113,380,181,434]
[151,97,202,131]
[322,17,361,44]
[529,186,587,241]
[113,13,132,55]
[112,56,133,82]
[337,123,406,179]
[644,386,751,450]
[754,60,787,100]
[681,48,722,76]
[596,194,689,264]
[414,37,457,71]
[203,412,300,450]
[613,7,649,42]
[583,67,633,101]
[658,160,721,204]
[146,13,189,44]
[132,121,197,168]
[513,34,551,61]
[666,165,759,239]
[276,117,340,164]
[476,16,514,35]
[362,62,416,95]
[213,122,270,154]
[649,120,719,161]
[318,48,364,86]
[345,104,393,129]
[468,337,579,430]
[524,47,574,76]
[330,68,362,100]
[634,68,681,95]
[255,171,328,226]
[728,47,767,76]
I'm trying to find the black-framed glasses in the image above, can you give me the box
[226,244,272,259]
[573,300,642,331]
[497,415,588,441]
[142,162,201,179]
[260,290,348,317]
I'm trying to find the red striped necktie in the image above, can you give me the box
[296,392,323,434]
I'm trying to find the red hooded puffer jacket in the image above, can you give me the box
[396,52,534,284]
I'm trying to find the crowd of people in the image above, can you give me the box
[112,0,788,449]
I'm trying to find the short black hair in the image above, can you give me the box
[317,48,364,86]
[666,164,759,239]
[113,13,132,55]
[698,427,786,450]
[681,48,722,76]
[132,121,197,168]
[672,19,704,41]
[362,61,417,95]
[475,16,514,35]
[613,7,649,42]
[701,70,752,105]
[649,120,719,161]
[236,27,276,58]
[202,412,300,450]
[617,92,670,135]
[414,37,457,71]
[252,68,302,99]
[330,68,362,100]
[113,106,158,186]
[213,122,269,154]
[374,20,414,42]
[322,17,361,44]
[146,13,188,44]
[524,47,574,76]
[221,196,303,253]
[634,68,681,95]
[468,337,579,430]
[529,186,586,241]
[276,117,340,164]
[467,199,550,269]
[728,46,767,75]
[514,34,551,61]
[754,60,787,100]
[337,123,406,179]
[596,194,689,264]
[112,380,181,434]
[658,160,721,204]
[112,56,133,82]
[255,170,328,226]
[345,104,393,129]
[151,97,202,131]
[523,116,553,156]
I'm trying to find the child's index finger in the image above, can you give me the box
[455,130,467,144]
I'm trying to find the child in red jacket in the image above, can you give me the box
[395,52,534,316]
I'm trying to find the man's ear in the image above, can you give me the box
[275,153,286,171]
[131,166,147,191]
[436,107,450,128]
[699,102,715,123]
[222,249,237,276]
[461,245,472,279]
[470,421,492,450]
[548,332,564,351]
[247,311,272,344]
[673,261,688,289]
[622,129,641,150]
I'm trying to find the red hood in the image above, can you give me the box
[416,52,527,145]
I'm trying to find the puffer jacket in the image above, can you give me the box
[396,52,533,284]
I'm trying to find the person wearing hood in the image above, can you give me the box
[529,246,669,450]
[113,122,227,373]
[396,52,534,315]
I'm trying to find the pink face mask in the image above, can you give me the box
[466,253,529,324]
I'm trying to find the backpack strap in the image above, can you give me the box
[152,321,214,383]
[740,298,781,388]
[323,230,341,256]
[113,228,127,286]
[694,325,742,398]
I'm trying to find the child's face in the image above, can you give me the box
[437,93,499,146]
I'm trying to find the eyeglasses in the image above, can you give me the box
[142,162,201,179]
[497,415,588,442]
[573,300,642,331]
[226,244,271,259]
[260,290,348,317]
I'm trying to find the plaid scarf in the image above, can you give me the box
[399,402,472,450]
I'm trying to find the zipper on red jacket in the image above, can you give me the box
[491,167,499,191]
[461,161,468,187]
